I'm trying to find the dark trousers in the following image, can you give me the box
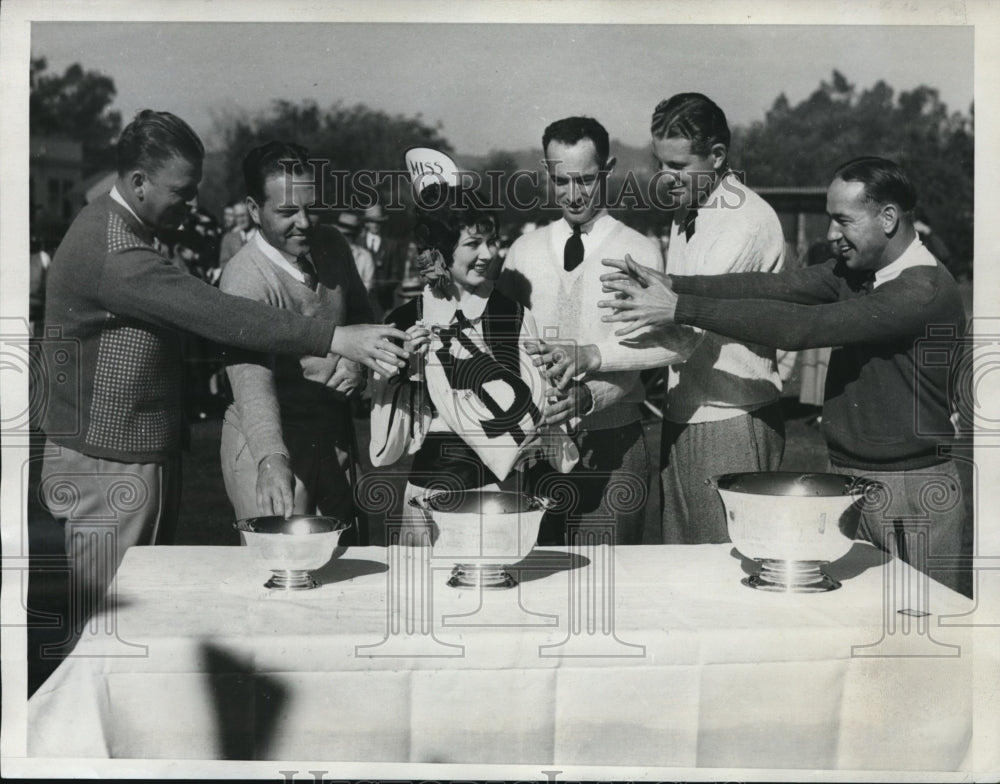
[527,421,650,546]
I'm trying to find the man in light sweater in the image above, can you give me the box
[40,111,408,613]
[498,116,698,544]
[648,93,785,544]
[220,141,372,525]
[601,157,967,593]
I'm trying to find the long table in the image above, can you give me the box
[26,542,991,772]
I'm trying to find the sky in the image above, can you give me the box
[30,21,974,156]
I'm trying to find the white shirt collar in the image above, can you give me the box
[421,286,490,325]
[556,212,614,246]
[254,230,311,284]
[872,237,937,289]
[109,185,146,227]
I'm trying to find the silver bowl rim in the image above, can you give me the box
[408,489,555,513]
[707,471,873,498]
[233,514,352,535]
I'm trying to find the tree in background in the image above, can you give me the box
[732,70,974,279]
[210,100,453,238]
[30,57,122,176]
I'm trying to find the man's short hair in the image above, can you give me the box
[242,141,311,206]
[650,93,731,156]
[833,157,917,213]
[542,116,611,168]
[116,110,204,176]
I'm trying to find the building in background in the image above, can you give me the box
[29,136,84,250]
[753,185,828,267]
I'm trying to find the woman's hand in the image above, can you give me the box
[405,324,431,356]
[256,453,294,518]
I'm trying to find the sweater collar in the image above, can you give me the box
[872,237,937,289]
[108,186,156,244]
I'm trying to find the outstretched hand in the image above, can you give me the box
[330,323,410,375]
[598,255,679,336]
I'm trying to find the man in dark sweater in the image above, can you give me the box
[599,157,967,592]
[40,110,409,615]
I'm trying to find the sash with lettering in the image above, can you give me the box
[370,288,577,480]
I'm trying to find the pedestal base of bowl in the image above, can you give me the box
[265,569,319,590]
[447,564,517,589]
[742,559,841,593]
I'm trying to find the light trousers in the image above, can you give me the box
[660,402,785,544]
[40,440,181,624]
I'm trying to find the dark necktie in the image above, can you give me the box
[564,222,584,271]
[683,208,699,241]
[296,254,318,291]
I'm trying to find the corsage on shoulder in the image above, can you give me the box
[416,248,452,296]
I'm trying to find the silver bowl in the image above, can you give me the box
[234,515,351,590]
[707,472,867,592]
[408,490,552,589]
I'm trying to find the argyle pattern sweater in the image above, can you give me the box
[42,194,335,463]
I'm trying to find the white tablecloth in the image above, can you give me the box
[26,542,991,771]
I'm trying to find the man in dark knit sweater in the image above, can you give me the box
[40,110,409,617]
[599,157,967,592]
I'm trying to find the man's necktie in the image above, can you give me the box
[564,222,584,271]
[683,208,699,241]
[297,255,318,291]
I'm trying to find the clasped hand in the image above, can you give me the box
[598,254,679,336]
[524,339,596,427]
[300,354,366,397]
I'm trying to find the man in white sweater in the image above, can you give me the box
[498,116,698,544]
[647,93,785,543]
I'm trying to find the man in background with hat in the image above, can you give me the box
[336,211,377,305]
[219,200,257,269]
[360,202,406,315]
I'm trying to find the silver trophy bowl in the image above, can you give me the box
[707,472,867,592]
[409,490,553,589]
[234,515,351,590]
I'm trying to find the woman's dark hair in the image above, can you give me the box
[413,183,496,265]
